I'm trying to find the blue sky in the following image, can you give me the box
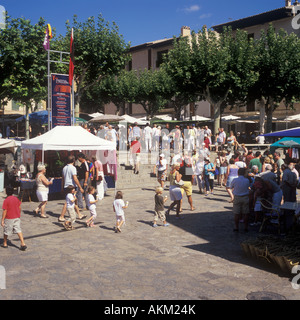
[0,0,288,46]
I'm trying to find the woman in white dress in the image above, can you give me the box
[166,164,183,217]
[34,164,53,218]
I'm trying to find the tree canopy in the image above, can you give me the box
[52,15,131,114]
[0,15,48,138]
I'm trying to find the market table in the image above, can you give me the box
[19,179,36,202]
[279,202,300,211]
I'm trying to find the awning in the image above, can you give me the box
[263,127,300,137]
[270,137,300,149]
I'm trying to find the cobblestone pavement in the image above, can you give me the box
[0,183,300,301]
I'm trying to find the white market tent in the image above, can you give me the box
[120,114,148,125]
[0,138,18,154]
[88,112,104,118]
[21,126,116,163]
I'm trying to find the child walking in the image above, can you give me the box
[85,186,98,227]
[1,186,27,250]
[63,185,77,231]
[153,186,169,228]
[113,191,128,233]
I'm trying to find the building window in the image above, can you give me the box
[248,33,254,40]
[128,60,132,71]
[247,100,255,112]
[148,49,152,70]
[156,50,168,68]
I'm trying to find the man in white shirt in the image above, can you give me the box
[235,156,247,169]
[204,126,212,144]
[143,123,153,152]
[152,124,160,151]
[218,128,227,146]
[105,125,118,146]
[256,132,265,144]
[58,156,85,222]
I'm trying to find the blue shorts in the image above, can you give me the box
[220,166,227,175]
[226,176,238,187]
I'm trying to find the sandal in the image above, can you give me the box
[78,215,87,220]
[1,244,8,249]
[40,215,49,218]
[58,217,65,222]
[20,245,27,251]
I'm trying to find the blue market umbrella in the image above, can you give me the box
[16,110,49,125]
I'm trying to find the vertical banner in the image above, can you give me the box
[51,74,72,127]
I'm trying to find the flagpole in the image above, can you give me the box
[47,49,51,131]
[72,79,75,126]
[69,28,75,126]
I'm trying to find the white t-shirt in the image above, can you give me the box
[66,193,75,209]
[219,131,226,144]
[62,164,77,188]
[143,126,152,138]
[256,135,265,144]
[114,199,125,216]
[87,194,96,210]
[235,161,246,168]
[157,158,167,171]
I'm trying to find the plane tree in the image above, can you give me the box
[249,25,300,133]
[163,27,258,133]
[53,14,131,116]
[0,15,48,139]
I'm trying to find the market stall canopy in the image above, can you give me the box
[88,112,104,118]
[221,115,241,121]
[263,127,300,137]
[284,114,300,121]
[192,115,211,121]
[152,115,173,121]
[88,114,125,123]
[21,126,116,151]
[270,137,300,148]
[16,110,48,124]
[0,138,18,154]
[120,114,148,125]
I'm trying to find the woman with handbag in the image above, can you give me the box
[166,164,183,218]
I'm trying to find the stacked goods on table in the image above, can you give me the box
[241,235,300,274]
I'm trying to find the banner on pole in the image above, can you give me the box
[69,28,74,86]
[51,74,72,127]
[43,24,52,51]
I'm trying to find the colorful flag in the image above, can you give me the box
[43,24,52,51]
[69,28,74,86]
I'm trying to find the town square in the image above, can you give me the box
[1,0,300,304]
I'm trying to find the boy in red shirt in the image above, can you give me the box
[1,186,27,251]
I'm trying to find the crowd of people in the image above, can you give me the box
[145,139,300,233]
[2,120,300,251]
[160,146,300,233]
[85,122,266,154]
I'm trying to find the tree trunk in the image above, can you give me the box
[265,97,274,133]
[258,98,266,134]
[213,101,222,135]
